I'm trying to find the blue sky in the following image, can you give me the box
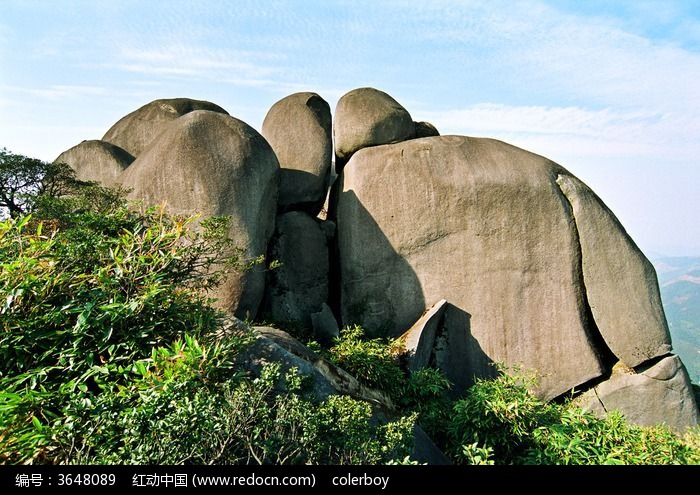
[1,0,699,256]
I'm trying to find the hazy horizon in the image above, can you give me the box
[2,0,699,256]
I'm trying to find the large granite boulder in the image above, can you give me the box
[333,87,414,168]
[103,98,228,157]
[579,356,699,431]
[54,140,133,185]
[262,92,332,214]
[260,211,330,329]
[120,110,278,319]
[336,135,672,399]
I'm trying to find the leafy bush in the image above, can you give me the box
[328,325,405,394]
[398,368,453,445]
[0,198,415,465]
[448,369,700,465]
[31,336,414,465]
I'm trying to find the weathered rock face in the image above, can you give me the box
[120,110,278,319]
[336,135,672,399]
[103,98,228,157]
[556,175,672,367]
[260,211,330,328]
[333,87,414,167]
[262,92,332,214]
[55,140,134,185]
[579,356,699,431]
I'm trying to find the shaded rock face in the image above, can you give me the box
[120,110,278,319]
[260,211,330,329]
[311,303,340,344]
[413,121,440,138]
[579,356,699,431]
[103,98,228,157]
[262,92,332,214]
[333,87,414,168]
[55,140,133,185]
[336,135,672,399]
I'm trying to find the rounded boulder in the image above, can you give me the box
[55,139,133,186]
[262,92,332,214]
[120,110,279,319]
[103,98,229,157]
[333,87,414,168]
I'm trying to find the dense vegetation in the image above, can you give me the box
[0,149,698,465]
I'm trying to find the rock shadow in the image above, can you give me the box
[277,169,329,215]
[332,185,496,396]
[333,188,425,337]
[436,304,497,396]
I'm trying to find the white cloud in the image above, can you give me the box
[422,103,700,164]
[108,46,282,87]
[0,84,108,100]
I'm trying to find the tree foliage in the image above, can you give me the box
[0,148,88,218]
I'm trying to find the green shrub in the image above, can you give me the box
[0,201,416,465]
[3,333,414,465]
[448,369,700,465]
[398,368,453,445]
[328,325,405,395]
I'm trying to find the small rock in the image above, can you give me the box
[311,303,340,344]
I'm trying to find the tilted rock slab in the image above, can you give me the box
[120,110,278,319]
[55,139,134,186]
[336,135,672,399]
[333,87,415,168]
[262,92,332,214]
[103,98,228,157]
[399,299,447,372]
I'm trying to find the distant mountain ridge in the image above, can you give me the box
[654,256,700,384]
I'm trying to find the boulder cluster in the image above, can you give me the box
[56,88,699,430]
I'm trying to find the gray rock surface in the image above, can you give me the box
[103,98,228,157]
[412,425,451,465]
[580,355,699,431]
[556,175,672,367]
[337,136,607,399]
[333,87,414,167]
[260,211,329,329]
[311,303,340,344]
[55,139,133,185]
[262,92,332,214]
[120,110,278,319]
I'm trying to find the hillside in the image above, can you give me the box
[654,257,700,384]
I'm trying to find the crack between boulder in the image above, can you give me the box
[554,174,617,371]
[633,352,676,381]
